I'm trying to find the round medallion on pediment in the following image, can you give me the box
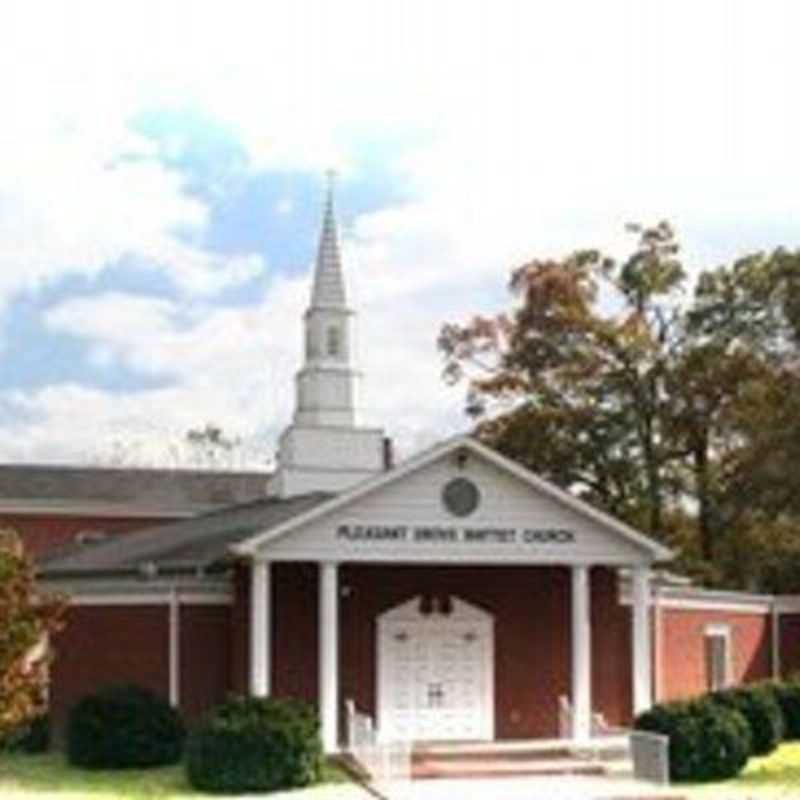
[441,477,480,517]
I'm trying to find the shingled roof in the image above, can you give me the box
[0,464,270,514]
[39,491,332,577]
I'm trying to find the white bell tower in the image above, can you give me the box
[269,174,389,497]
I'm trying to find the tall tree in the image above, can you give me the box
[441,222,686,540]
[440,226,800,587]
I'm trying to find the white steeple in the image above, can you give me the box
[268,175,389,498]
[294,171,357,428]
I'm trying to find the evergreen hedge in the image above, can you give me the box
[66,684,185,769]
[185,696,323,794]
[709,684,784,756]
[765,680,800,740]
[635,698,751,782]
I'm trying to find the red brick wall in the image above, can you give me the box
[232,562,321,705]
[657,607,772,702]
[47,564,639,740]
[320,564,628,739]
[50,601,234,729]
[779,614,800,679]
[50,605,170,727]
[591,567,633,728]
[272,563,319,705]
[179,605,231,719]
[229,563,251,695]
[1,513,171,558]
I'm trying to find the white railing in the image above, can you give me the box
[558,694,627,739]
[345,700,411,799]
[558,695,668,785]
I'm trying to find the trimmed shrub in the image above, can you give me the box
[765,680,800,740]
[0,713,49,754]
[66,684,185,769]
[185,696,323,794]
[635,698,751,782]
[709,684,784,755]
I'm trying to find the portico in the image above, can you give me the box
[236,436,670,753]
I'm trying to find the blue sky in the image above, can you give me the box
[1,0,799,466]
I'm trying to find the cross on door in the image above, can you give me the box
[427,682,445,708]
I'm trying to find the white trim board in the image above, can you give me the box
[0,500,197,518]
[69,592,232,606]
[621,592,773,614]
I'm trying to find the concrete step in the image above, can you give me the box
[411,746,618,780]
[412,760,607,780]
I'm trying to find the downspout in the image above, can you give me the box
[169,587,181,708]
[771,597,781,681]
[653,585,662,703]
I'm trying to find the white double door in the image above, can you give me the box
[377,596,494,742]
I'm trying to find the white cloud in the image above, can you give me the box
[3,280,306,464]
[2,0,800,464]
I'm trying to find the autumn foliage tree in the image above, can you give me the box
[439,224,800,588]
[0,529,65,738]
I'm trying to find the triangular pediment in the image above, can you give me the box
[234,436,672,566]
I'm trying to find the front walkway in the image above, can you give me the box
[391,775,683,800]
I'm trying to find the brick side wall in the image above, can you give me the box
[1,513,171,558]
[229,563,251,695]
[50,605,170,728]
[231,561,320,705]
[179,605,231,719]
[657,607,772,702]
[591,567,633,728]
[50,602,234,730]
[779,614,800,678]
[272,563,319,705]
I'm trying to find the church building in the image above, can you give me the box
[16,183,797,753]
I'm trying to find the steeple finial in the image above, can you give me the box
[310,170,347,308]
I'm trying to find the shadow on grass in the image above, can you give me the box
[0,753,193,798]
[0,753,352,799]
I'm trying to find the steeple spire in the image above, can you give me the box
[310,170,347,309]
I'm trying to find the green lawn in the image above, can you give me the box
[0,753,352,799]
[685,742,800,798]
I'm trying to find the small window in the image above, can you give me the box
[326,326,341,357]
[705,624,731,691]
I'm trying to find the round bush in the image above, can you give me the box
[709,685,784,755]
[66,684,185,769]
[766,681,800,740]
[185,696,322,794]
[635,698,751,782]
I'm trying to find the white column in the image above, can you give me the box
[571,565,592,742]
[319,562,340,754]
[632,565,652,716]
[250,560,271,697]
